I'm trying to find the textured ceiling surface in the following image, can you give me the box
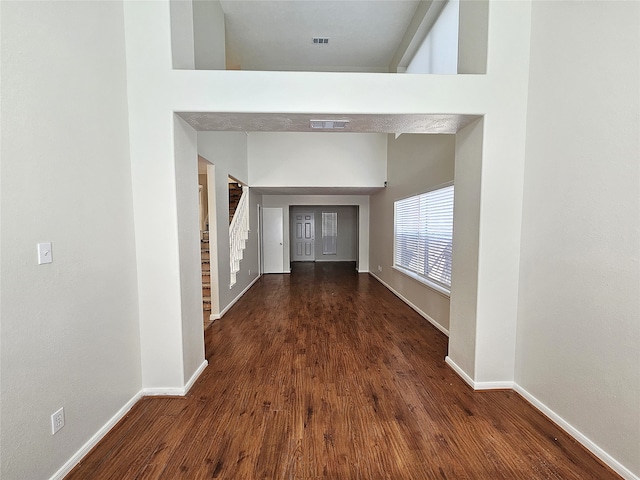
[251,186,385,196]
[221,0,421,72]
[177,112,479,134]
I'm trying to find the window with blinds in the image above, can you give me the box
[394,185,454,292]
[322,212,338,255]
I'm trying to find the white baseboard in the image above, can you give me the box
[444,357,638,480]
[369,272,449,336]
[49,391,143,480]
[49,359,209,479]
[315,258,357,263]
[513,384,639,480]
[183,360,208,394]
[216,274,261,319]
[142,359,208,396]
[445,356,475,388]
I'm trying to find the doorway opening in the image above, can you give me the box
[289,205,359,268]
[198,156,218,329]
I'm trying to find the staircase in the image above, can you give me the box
[229,182,243,224]
[200,183,249,324]
[201,231,212,324]
[229,185,249,287]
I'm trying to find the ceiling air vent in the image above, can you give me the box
[310,120,350,130]
[312,37,329,45]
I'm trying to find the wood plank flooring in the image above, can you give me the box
[66,262,620,479]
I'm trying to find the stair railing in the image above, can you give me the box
[229,186,249,287]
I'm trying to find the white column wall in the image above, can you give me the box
[516,1,640,477]
[447,119,483,378]
[174,117,207,382]
[124,2,190,389]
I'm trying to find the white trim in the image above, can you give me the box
[445,356,475,387]
[214,274,261,320]
[444,358,638,480]
[474,380,514,391]
[184,359,208,393]
[48,391,144,480]
[370,272,449,336]
[142,359,208,396]
[445,356,514,390]
[391,265,450,297]
[315,258,357,262]
[513,384,639,480]
[49,359,209,479]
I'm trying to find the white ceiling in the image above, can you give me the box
[221,0,422,72]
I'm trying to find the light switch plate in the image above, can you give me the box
[37,242,53,264]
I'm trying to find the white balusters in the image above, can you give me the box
[229,186,249,287]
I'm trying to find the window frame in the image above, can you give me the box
[392,182,454,297]
[321,211,338,255]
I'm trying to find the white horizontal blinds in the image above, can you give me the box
[422,185,454,286]
[394,185,454,289]
[322,212,338,254]
[394,195,423,273]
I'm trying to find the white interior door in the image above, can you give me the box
[262,207,284,273]
[291,213,315,261]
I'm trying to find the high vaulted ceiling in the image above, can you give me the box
[221,0,422,72]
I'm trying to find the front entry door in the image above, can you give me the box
[292,213,315,261]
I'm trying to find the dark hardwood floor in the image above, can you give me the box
[66,262,620,479]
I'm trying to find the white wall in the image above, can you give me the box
[193,0,225,70]
[263,195,370,272]
[290,206,358,262]
[174,117,206,381]
[448,119,483,376]
[248,132,387,188]
[457,0,488,74]
[0,2,141,479]
[369,134,455,333]
[516,1,640,477]
[197,132,261,316]
[169,0,195,69]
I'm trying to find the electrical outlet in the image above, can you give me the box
[51,407,65,435]
[248,269,251,276]
[378,265,383,272]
